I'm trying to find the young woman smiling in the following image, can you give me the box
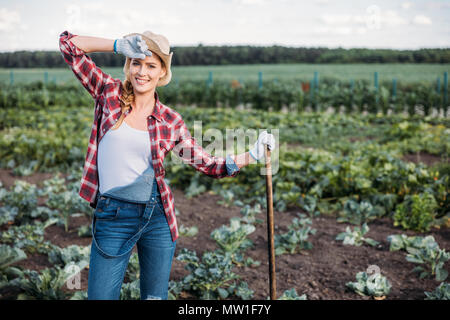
[59,30,275,300]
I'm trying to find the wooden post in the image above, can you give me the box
[207,71,213,87]
[392,78,397,99]
[265,145,276,300]
[444,72,448,107]
[374,71,379,107]
[258,71,263,90]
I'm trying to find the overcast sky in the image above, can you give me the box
[0,0,449,52]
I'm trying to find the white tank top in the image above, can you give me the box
[97,120,155,197]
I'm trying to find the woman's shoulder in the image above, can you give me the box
[105,78,124,94]
[92,78,123,102]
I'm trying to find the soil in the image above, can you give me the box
[0,168,449,300]
[401,152,449,167]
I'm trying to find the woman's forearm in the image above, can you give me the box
[231,152,257,169]
[70,35,115,53]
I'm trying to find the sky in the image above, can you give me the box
[0,0,449,52]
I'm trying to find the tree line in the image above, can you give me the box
[0,46,449,68]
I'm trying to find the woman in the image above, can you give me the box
[59,30,275,300]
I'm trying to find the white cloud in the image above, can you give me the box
[314,0,330,4]
[60,3,183,38]
[355,27,367,35]
[401,2,412,10]
[0,7,21,32]
[413,15,432,25]
[320,9,407,33]
[381,10,408,27]
[0,0,447,51]
[313,26,353,36]
[321,14,367,26]
[425,1,450,10]
[241,0,265,4]
[237,0,265,5]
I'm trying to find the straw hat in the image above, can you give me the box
[124,31,173,87]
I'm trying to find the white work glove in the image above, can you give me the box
[249,131,276,161]
[115,35,152,59]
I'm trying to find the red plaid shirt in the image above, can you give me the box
[59,30,239,241]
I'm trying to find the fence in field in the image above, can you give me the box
[1,69,449,117]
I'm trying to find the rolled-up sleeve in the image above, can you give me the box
[59,30,115,100]
[225,155,240,176]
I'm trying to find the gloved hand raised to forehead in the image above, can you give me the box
[249,130,276,161]
[115,35,153,59]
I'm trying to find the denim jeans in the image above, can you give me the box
[87,186,176,300]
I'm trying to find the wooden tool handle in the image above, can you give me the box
[265,145,276,300]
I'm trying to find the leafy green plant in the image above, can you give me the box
[275,214,316,255]
[393,192,438,232]
[211,218,256,266]
[388,234,449,281]
[174,248,253,300]
[385,121,427,141]
[125,253,140,282]
[300,195,321,218]
[368,193,398,218]
[179,224,199,237]
[120,279,141,300]
[239,203,263,225]
[337,199,379,225]
[39,174,68,195]
[184,172,207,199]
[0,180,39,224]
[13,266,79,300]
[387,234,422,252]
[424,282,450,300]
[0,220,58,254]
[216,189,237,207]
[69,290,88,300]
[278,288,307,300]
[276,181,302,209]
[335,223,379,247]
[77,224,92,237]
[404,236,449,281]
[0,245,27,289]
[47,190,89,232]
[47,245,90,271]
[346,271,392,298]
[225,281,255,300]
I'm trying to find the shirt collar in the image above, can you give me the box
[120,89,162,122]
[152,91,162,122]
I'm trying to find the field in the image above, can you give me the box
[0,94,449,300]
[1,63,449,84]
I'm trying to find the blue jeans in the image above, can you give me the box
[87,190,176,300]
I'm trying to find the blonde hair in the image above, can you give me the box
[111,55,165,131]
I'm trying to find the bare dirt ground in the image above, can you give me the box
[1,167,449,300]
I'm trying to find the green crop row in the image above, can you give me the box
[0,80,448,116]
[0,105,448,230]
